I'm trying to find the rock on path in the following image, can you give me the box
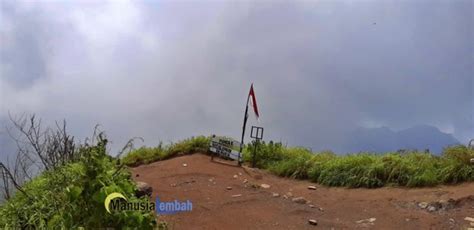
[292,197,308,204]
[260,184,271,189]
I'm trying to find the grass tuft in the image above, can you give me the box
[122,136,210,166]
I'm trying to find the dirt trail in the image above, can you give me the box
[132,153,474,230]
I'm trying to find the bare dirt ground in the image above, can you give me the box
[132,153,474,230]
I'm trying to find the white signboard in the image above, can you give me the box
[211,137,241,148]
[209,136,241,161]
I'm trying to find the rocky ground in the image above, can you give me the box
[132,153,474,230]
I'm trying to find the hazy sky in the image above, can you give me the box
[1,0,472,154]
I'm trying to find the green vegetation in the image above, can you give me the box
[123,136,474,188]
[243,141,474,188]
[122,136,210,166]
[3,130,470,228]
[0,136,158,229]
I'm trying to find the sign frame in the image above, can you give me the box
[250,126,263,140]
[250,126,264,167]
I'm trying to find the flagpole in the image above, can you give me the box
[238,86,251,166]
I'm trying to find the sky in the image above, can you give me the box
[0,0,473,155]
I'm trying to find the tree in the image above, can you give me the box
[1,114,77,200]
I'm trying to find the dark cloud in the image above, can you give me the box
[0,0,472,156]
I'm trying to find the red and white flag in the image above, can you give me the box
[248,83,259,120]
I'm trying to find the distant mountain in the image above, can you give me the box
[343,125,460,154]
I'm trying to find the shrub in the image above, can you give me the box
[167,136,211,157]
[122,144,167,166]
[313,153,384,188]
[439,145,474,183]
[442,145,474,164]
[0,136,158,229]
[247,141,473,188]
[242,141,287,168]
[267,147,313,179]
[122,136,211,166]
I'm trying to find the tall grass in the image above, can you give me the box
[123,136,474,188]
[122,136,210,166]
[243,141,473,188]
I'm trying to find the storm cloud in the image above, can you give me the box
[1,0,472,155]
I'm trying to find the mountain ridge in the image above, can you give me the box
[344,125,460,154]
